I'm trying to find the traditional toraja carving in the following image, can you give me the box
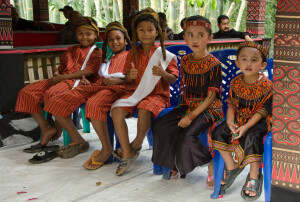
[32,0,49,21]
[272,0,300,193]
[246,0,266,37]
[0,0,13,49]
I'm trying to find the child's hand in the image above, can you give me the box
[103,77,118,86]
[127,62,137,80]
[152,61,165,76]
[79,75,91,86]
[50,75,64,85]
[53,67,60,76]
[235,125,249,139]
[227,121,238,134]
[178,116,192,128]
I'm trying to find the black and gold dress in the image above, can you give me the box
[151,53,223,175]
[212,74,273,167]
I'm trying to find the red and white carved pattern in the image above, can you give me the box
[246,0,266,21]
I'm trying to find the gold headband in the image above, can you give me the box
[80,19,99,35]
[184,20,211,30]
[238,41,267,58]
[131,7,159,29]
[105,21,129,39]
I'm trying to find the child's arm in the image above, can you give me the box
[50,69,93,85]
[178,90,216,128]
[152,61,177,84]
[125,62,137,84]
[234,113,262,139]
[103,78,125,86]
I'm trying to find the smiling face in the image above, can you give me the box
[218,18,230,33]
[136,21,158,47]
[76,26,97,47]
[236,47,267,82]
[107,30,126,54]
[183,25,213,57]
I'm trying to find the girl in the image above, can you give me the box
[151,15,223,188]
[110,8,179,176]
[44,21,131,163]
[212,42,272,201]
[16,16,102,153]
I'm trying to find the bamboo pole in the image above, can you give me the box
[235,0,246,30]
[102,0,112,25]
[113,0,121,22]
[227,2,235,18]
[151,0,158,12]
[84,0,92,17]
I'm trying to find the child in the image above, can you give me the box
[212,42,272,201]
[16,16,102,153]
[151,15,223,188]
[110,8,179,176]
[44,21,131,163]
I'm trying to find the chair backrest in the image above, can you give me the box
[166,45,193,107]
[210,49,241,117]
[266,58,273,82]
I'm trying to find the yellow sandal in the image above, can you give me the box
[83,150,104,170]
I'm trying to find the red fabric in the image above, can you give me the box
[120,45,179,117]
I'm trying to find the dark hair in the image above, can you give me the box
[185,15,212,35]
[217,15,229,24]
[158,12,167,21]
[180,17,187,28]
[131,9,166,60]
[237,47,267,63]
[75,17,102,42]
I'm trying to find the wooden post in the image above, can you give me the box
[0,0,13,49]
[32,0,49,21]
[123,0,139,30]
[246,0,266,37]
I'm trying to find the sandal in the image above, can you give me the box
[28,150,57,164]
[116,151,140,176]
[222,166,244,190]
[83,150,104,170]
[112,146,142,160]
[206,173,214,189]
[23,143,59,153]
[57,142,89,159]
[170,170,179,179]
[241,172,263,201]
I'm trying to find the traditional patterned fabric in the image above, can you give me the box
[152,53,222,175]
[45,51,128,121]
[246,0,266,37]
[0,1,13,49]
[213,74,273,168]
[184,20,211,30]
[15,45,102,114]
[119,45,178,118]
[271,0,300,193]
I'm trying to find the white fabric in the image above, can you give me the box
[72,45,97,89]
[98,60,125,79]
[111,47,177,111]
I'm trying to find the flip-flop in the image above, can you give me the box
[28,150,57,164]
[23,143,59,153]
[222,167,244,190]
[116,151,140,176]
[241,172,263,201]
[57,142,89,159]
[112,146,142,160]
[83,150,104,170]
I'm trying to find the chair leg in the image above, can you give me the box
[106,114,115,163]
[211,150,225,199]
[63,129,71,145]
[146,128,154,150]
[162,167,171,180]
[81,108,90,133]
[153,164,164,175]
[263,132,272,202]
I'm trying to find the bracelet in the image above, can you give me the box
[187,113,196,120]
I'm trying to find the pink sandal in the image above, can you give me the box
[206,172,214,189]
[170,170,179,179]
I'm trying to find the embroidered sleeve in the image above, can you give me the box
[207,63,222,97]
[84,48,102,75]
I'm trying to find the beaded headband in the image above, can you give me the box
[238,41,267,58]
[184,20,211,30]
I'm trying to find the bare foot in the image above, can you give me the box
[206,161,214,188]
[84,149,111,169]
[170,170,179,179]
[40,126,57,146]
[51,128,62,141]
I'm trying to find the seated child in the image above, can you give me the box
[212,41,273,201]
[16,16,102,153]
[151,15,223,188]
[110,8,179,176]
[44,21,131,162]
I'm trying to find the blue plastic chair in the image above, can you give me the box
[209,49,273,202]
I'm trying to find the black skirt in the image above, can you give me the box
[212,119,269,167]
[151,105,213,175]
